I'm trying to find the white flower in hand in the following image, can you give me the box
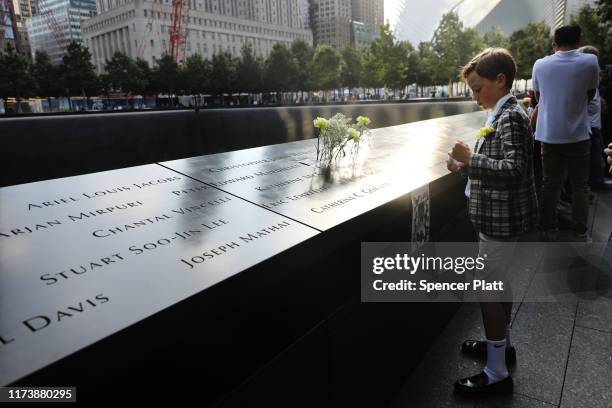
[447,154,465,172]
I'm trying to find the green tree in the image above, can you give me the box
[509,21,551,86]
[339,45,363,90]
[134,58,153,95]
[60,41,99,109]
[264,43,297,97]
[596,0,611,22]
[98,72,112,103]
[104,52,138,93]
[571,4,610,63]
[368,23,408,94]
[596,0,612,61]
[311,44,341,94]
[210,51,236,104]
[236,43,263,99]
[361,47,382,94]
[483,27,509,49]
[0,43,31,111]
[408,42,437,96]
[432,12,464,95]
[151,54,180,96]
[459,28,484,65]
[31,50,60,109]
[182,53,210,94]
[291,39,314,93]
[458,28,485,94]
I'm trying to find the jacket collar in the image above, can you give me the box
[490,95,517,125]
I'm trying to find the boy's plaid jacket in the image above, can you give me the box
[466,97,539,237]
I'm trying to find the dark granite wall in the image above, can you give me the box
[0,102,478,186]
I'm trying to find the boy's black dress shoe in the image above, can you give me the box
[461,339,516,363]
[454,372,513,397]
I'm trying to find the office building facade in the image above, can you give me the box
[395,0,598,46]
[26,0,97,64]
[309,0,351,48]
[82,0,312,73]
[309,0,382,48]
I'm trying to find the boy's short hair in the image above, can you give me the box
[553,25,581,47]
[460,48,516,90]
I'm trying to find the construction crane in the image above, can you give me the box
[38,0,67,48]
[0,0,11,43]
[137,0,165,59]
[169,0,189,62]
[0,0,21,52]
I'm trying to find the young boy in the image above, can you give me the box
[447,48,539,397]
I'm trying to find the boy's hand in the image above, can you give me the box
[450,141,473,167]
[446,154,465,172]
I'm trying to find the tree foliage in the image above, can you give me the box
[264,43,297,92]
[182,53,210,94]
[483,27,509,49]
[104,52,138,93]
[133,58,152,95]
[339,45,363,89]
[311,44,341,91]
[458,28,485,70]
[432,12,464,90]
[60,41,99,98]
[235,43,263,94]
[405,41,437,94]
[209,52,236,95]
[0,43,30,109]
[151,54,180,94]
[368,23,408,90]
[2,4,610,107]
[291,39,314,91]
[571,3,611,64]
[508,21,551,80]
[361,48,382,89]
[31,51,60,99]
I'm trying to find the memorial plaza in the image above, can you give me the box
[0,102,610,406]
[1,0,611,405]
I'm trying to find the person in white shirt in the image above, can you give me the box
[532,25,599,239]
[578,45,606,188]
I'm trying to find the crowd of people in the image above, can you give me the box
[446,24,610,398]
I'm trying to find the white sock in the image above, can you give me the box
[483,338,509,383]
[506,326,512,348]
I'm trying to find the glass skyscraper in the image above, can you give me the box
[26,0,97,64]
